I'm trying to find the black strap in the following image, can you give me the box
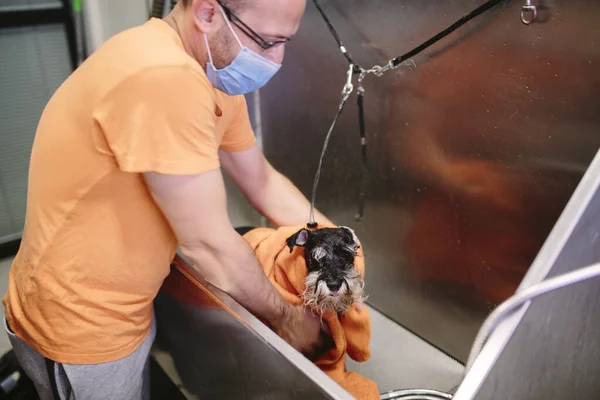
[45,358,61,400]
[312,0,362,71]
[355,90,367,221]
[310,0,508,223]
[392,0,507,67]
[312,0,508,71]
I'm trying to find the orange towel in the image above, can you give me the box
[243,226,379,400]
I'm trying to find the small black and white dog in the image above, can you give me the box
[286,226,367,315]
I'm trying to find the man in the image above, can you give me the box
[3,0,331,398]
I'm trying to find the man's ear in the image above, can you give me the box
[191,0,223,35]
[286,229,310,253]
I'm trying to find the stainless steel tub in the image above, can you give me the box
[153,255,356,400]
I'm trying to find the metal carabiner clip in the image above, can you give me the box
[368,60,393,77]
[357,69,366,95]
[342,64,354,99]
[521,0,537,25]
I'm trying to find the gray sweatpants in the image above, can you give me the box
[4,316,156,400]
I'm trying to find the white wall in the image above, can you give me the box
[82,0,156,53]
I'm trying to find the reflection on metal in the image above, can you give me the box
[454,148,600,399]
[154,255,355,400]
[380,388,453,400]
[259,0,600,361]
[465,261,600,372]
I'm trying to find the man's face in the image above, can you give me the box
[208,0,306,68]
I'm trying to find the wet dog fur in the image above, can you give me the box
[286,226,367,315]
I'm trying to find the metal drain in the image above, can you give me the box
[380,388,453,400]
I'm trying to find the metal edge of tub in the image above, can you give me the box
[169,253,357,400]
[454,147,600,399]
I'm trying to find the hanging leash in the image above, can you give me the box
[314,0,524,78]
[308,64,355,228]
[308,0,525,227]
[389,0,509,68]
[310,0,363,71]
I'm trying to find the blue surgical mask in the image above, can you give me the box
[204,6,281,95]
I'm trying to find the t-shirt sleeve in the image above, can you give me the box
[219,95,256,153]
[93,65,221,175]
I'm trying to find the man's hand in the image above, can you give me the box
[272,305,333,360]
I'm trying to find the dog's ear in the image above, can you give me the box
[340,226,360,249]
[286,229,310,253]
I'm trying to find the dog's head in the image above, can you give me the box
[286,226,367,314]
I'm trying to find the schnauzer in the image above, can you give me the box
[286,226,367,315]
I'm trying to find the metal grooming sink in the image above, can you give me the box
[153,254,356,400]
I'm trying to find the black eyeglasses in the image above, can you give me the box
[216,0,291,50]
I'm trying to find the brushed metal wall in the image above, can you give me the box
[259,0,600,361]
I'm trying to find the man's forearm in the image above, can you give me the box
[143,169,303,332]
[250,169,332,227]
[219,146,332,227]
[180,232,291,325]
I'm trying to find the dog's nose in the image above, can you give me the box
[327,280,343,292]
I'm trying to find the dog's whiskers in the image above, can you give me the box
[301,270,367,315]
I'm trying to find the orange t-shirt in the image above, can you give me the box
[3,18,256,364]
